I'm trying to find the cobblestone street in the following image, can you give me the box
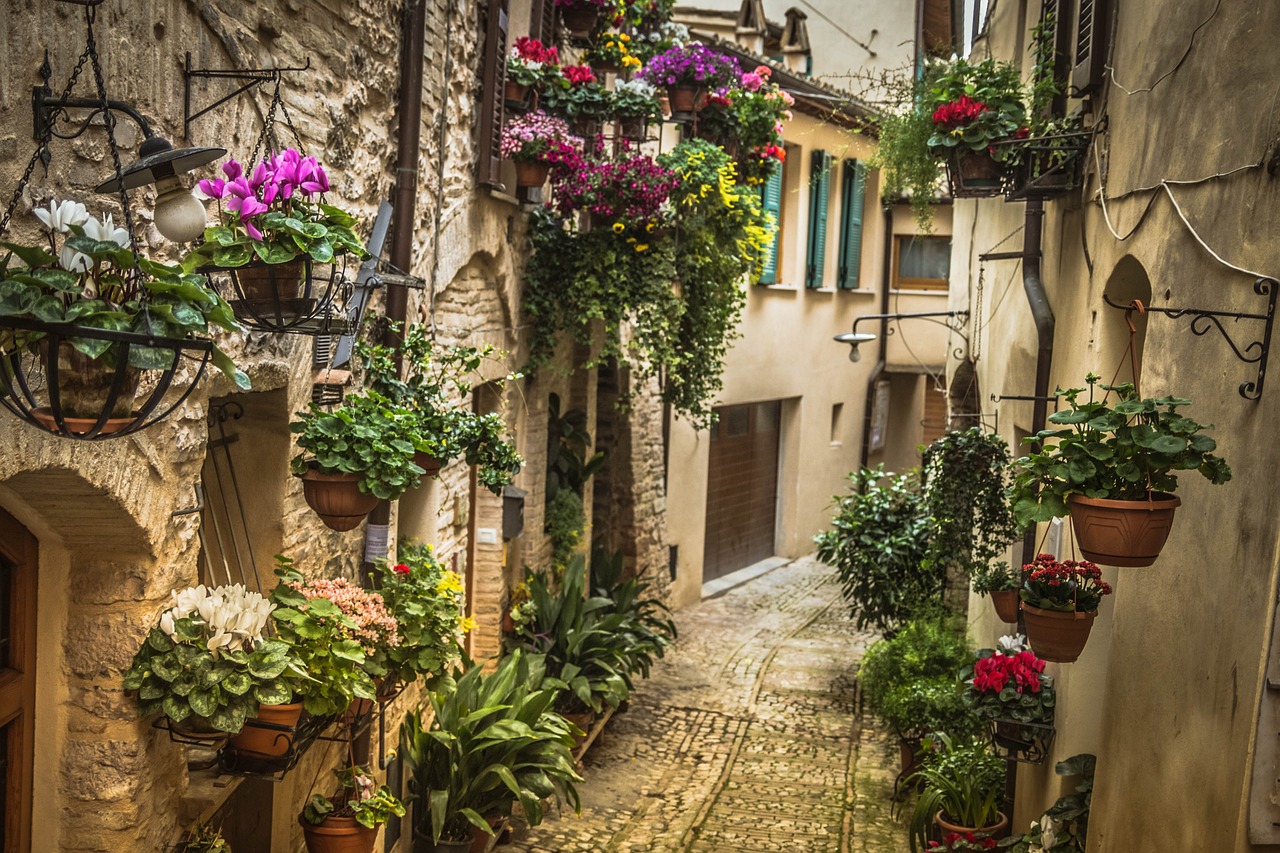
[496,556,910,853]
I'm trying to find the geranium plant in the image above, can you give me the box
[374,540,468,688]
[498,110,582,165]
[302,766,405,829]
[125,583,299,733]
[638,42,742,90]
[695,65,793,181]
[1019,554,1111,613]
[506,37,560,89]
[962,647,1055,726]
[0,199,248,396]
[184,150,368,271]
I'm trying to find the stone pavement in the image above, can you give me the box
[495,556,911,853]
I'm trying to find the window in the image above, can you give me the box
[805,149,832,289]
[836,159,866,289]
[477,0,511,190]
[757,162,784,285]
[893,235,951,291]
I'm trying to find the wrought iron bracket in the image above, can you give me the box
[850,310,970,338]
[183,52,312,139]
[1103,277,1278,401]
[32,53,155,144]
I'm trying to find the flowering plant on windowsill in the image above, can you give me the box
[507,37,561,89]
[374,540,470,689]
[499,110,583,165]
[1019,554,1112,613]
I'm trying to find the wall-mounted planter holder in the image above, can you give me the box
[0,317,212,439]
[1103,281,1278,400]
[944,149,1008,198]
[206,257,355,336]
[996,131,1092,202]
[986,718,1055,765]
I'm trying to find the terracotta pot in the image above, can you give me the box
[667,85,700,114]
[1022,603,1096,663]
[412,832,471,853]
[170,714,229,745]
[468,816,506,853]
[230,259,321,326]
[41,340,141,421]
[559,4,599,35]
[658,93,671,118]
[301,815,378,853]
[564,710,594,752]
[990,589,1020,623]
[514,160,551,188]
[501,608,515,634]
[230,701,303,758]
[504,80,529,103]
[413,451,444,477]
[300,467,380,531]
[898,737,922,777]
[31,407,135,436]
[935,810,1007,839]
[1068,493,1181,567]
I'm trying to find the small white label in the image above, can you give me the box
[477,528,499,545]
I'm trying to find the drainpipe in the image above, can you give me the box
[1019,199,1053,561]
[859,205,895,470]
[364,0,427,568]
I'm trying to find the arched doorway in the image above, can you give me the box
[0,507,35,851]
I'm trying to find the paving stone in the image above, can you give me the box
[495,557,910,853]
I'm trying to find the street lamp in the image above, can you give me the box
[833,310,971,362]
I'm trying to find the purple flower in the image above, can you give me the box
[222,159,243,181]
[197,177,226,200]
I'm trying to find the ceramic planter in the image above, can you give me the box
[1068,493,1181,567]
[514,160,551,188]
[230,701,304,758]
[935,810,1007,840]
[301,815,378,853]
[300,467,380,531]
[1022,604,1096,663]
[990,589,1020,623]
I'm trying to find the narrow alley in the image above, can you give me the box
[496,557,909,852]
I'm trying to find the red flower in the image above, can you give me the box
[563,64,597,86]
[932,94,990,129]
[392,563,411,575]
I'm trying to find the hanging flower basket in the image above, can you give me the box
[210,256,353,336]
[1022,604,1096,663]
[988,718,1055,765]
[616,116,648,141]
[989,589,1020,623]
[1068,493,1181,567]
[514,160,552,188]
[945,149,1007,198]
[0,317,213,440]
[559,4,599,37]
[300,466,380,531]
[666,85,701,115]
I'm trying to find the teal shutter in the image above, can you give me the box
[837,159,867,290]
[806,150,831,289]
[758,167,784,285]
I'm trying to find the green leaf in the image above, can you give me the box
[31,295,64,323]
[188,687,220,718]
[253,681,294,706]
[221,671,252,695]
[208,702,248,733]
[162,694,192,722]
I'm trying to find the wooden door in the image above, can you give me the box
[703,401,781,582]
[0,508,35,852]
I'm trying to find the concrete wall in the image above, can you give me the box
[951,1,1280,850]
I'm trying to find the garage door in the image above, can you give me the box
[703,400,781,582]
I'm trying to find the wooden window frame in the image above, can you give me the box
[892,234,951,292]
[0,508,35,853]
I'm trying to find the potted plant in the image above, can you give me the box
[269,557,378,718]
[505,37,560,105]
[971,562,1021,624]
[290,390,426,530]
[962,644,1055,750]
[300,766,405,853]
[400,651,581,851]
[1011,374,1232,566]
[590,546,677,681]
[374,540,469,689]
[583,31,643,74]
[174,823,232,852]
[542,65,613,135]
[549,148,678,228]
[907,733,1008,851]
[0,200,248,434]
[125,583,300,741]
[1017,553,1112,663]
[925,831,1004,851]
[610,79,663,141]
[638,42,742,114]
[555,0,608,36]
[925,58,1028,195]
[499,110,583,188]
[185,150,369,329]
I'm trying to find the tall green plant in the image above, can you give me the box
[868,68,943,231]
[815,467,941,632]
[590,546,677,679]
[907,733,1007,851]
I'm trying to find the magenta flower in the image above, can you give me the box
[197,177,226,200]
[222,159,243,181]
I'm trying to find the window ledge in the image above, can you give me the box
[889,288,950,296]
[756,283,801,291]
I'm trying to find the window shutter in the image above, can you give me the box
[805,150,831,289]
[477,0,510,191]
[1072,0,1108,94]
[836,159,866,290]
[531,0,557,44]
[1038,0,1076,115]
[757,167,783,285]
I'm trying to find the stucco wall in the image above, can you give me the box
[951,2,1280,850]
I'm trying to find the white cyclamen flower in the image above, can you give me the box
[1040,815,1059,849]
[34,199,89,234]
[82,213,130,248]
[997,633,1028,653]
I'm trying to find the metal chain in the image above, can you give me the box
[248,83,282,169]
[275,87,307,154]
[973,264,985,362]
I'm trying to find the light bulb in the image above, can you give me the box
[153,176,208,242]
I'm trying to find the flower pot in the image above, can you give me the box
[412,831,471,853]
[570,117,599,138]
[667,85,700,114]
[992,719,1034,750]
[514,160,551,189]
[229,259,321,325]
[1022,603,1096,663]
[990,589,1020,623]
[616,116,648,141]
[504,80,529,104]
[935,810,1007,839]
[468,816,506,853]
[300,467,380,531]
[413,451,444,477]
[1068,493,1182,567]
[564,710,594,752]
[170,714,230,745]
[230,701,303,758]
[40,340,141,422]
[301,815,378,853]
[898,737,922,777]
[560,4,599,36]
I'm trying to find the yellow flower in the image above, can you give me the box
[612,221,625,233]
[436,571,464,594]
[460,616,477,634]
[624,56,641,68]
[645,221,655,233]
[635,243,649,252]
[620,33,630,41]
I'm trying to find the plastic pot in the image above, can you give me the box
[1068,493,1181,567]
[990,589,1020,623]
[1022,604,1096,663]
[300,467,380,531]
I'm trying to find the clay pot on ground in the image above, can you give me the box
[230,701,304,758]
[563,710,594,752]
[300,466,380,531]
[412,831,471,853]
[990,589,1020,623]
[301,815,378,853]
[468,817,506,853]
[1022,604,1096,663]
[1068,493,1181,567]
[898,737,923,777]
[935,810,1008,840]
[514,160,551,188]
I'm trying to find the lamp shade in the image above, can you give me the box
[834,331,877,362]
[95,136,225,193]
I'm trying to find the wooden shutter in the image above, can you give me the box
[477,0,510,191]
[1072,0,1108,94]
[757,166,784,285]
[530,0,557,44]
[1038,0,1076,115]
[836,159,866,290]
[805,150,831,289]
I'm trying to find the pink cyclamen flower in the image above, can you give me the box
[197,177,226,199]
[222,159,244,181]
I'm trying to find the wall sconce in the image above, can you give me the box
[834,310,970,362]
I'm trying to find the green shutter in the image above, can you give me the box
[758,167,784,285]
[806,150,831,289]
[837,159,867,290]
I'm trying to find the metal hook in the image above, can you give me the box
[1124,298,1146,335]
